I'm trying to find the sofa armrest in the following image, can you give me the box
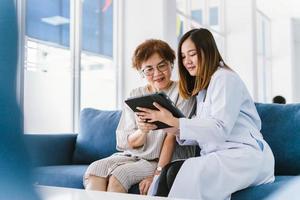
[24,133,77,167]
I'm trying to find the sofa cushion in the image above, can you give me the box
[73,108,121,164]
[255,103,300,175]
[264,176,300,200]
[33,164,141,193]
[33,165,88,189]
[25,134,76,166]
[231,176,295,200]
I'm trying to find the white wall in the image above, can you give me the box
[224,0,257,99]
[257,0,300,103]
[292,18,300,102]
[120,0,177,105]
[271,19,293,102]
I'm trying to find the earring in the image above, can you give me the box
[219,61,224,67]
[139,71,144,78]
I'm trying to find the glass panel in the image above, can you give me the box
[24,0,73,133]
[176,14,185,42]
[208,0,221,31]
[26,0,70,47]
[82,0,113,57]
[176,0,188,15]
[191,0,204,24]
[209,7,218,26]
[80,0,116,110]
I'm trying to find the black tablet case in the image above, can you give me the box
[125,92,185,130]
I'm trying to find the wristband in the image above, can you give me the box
[156,166,162,172]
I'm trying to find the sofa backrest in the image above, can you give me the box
[72,108,121,164]
[74,105,300,176]
[255,103,300,175]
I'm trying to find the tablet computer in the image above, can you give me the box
[125,92,185,130]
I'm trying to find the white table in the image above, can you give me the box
[37,186,191,200]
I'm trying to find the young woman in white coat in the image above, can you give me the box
[136,28,275,200]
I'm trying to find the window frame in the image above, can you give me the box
[256,9,272,102]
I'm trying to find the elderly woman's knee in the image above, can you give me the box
[85,175,107,191]
[108,176,120,185]
[107,175,126,192]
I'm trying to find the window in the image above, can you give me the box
[21,0,115,133]
[81,0,116,110]
[176,0,224,54]
[191,0,204,24]
[209,7,218,26]
[24,0,72,133]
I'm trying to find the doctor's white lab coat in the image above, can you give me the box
[168,68,275,200]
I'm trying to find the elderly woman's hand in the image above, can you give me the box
[135,114,157,133]
[139,176,154,195]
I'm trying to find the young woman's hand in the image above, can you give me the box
[137,102,179,128]
[139,176,153,195]
[135,114,157,133]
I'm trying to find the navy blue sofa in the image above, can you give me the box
[25,103,300,199]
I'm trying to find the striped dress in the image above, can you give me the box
[84,81,196,191]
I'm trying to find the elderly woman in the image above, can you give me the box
[83,39,196,194]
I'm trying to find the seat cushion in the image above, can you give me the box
[33,165,88,189]
[231,176,296,200]
[73,108,121,164]
[255,103,300,175]
[264,176,300,200]
[33,165,140,193]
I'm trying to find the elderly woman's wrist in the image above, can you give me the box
[140,129,149,134]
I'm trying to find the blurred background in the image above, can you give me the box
[15,0,300,134]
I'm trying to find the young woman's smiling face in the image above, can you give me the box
[181,38,199,76]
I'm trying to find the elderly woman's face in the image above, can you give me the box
[140,53,172,91]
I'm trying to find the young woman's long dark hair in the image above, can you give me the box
[178,28,229,99]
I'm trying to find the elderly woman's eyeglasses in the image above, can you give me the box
[140,60,171,76]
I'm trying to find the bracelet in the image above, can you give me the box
[156,166,162,173]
